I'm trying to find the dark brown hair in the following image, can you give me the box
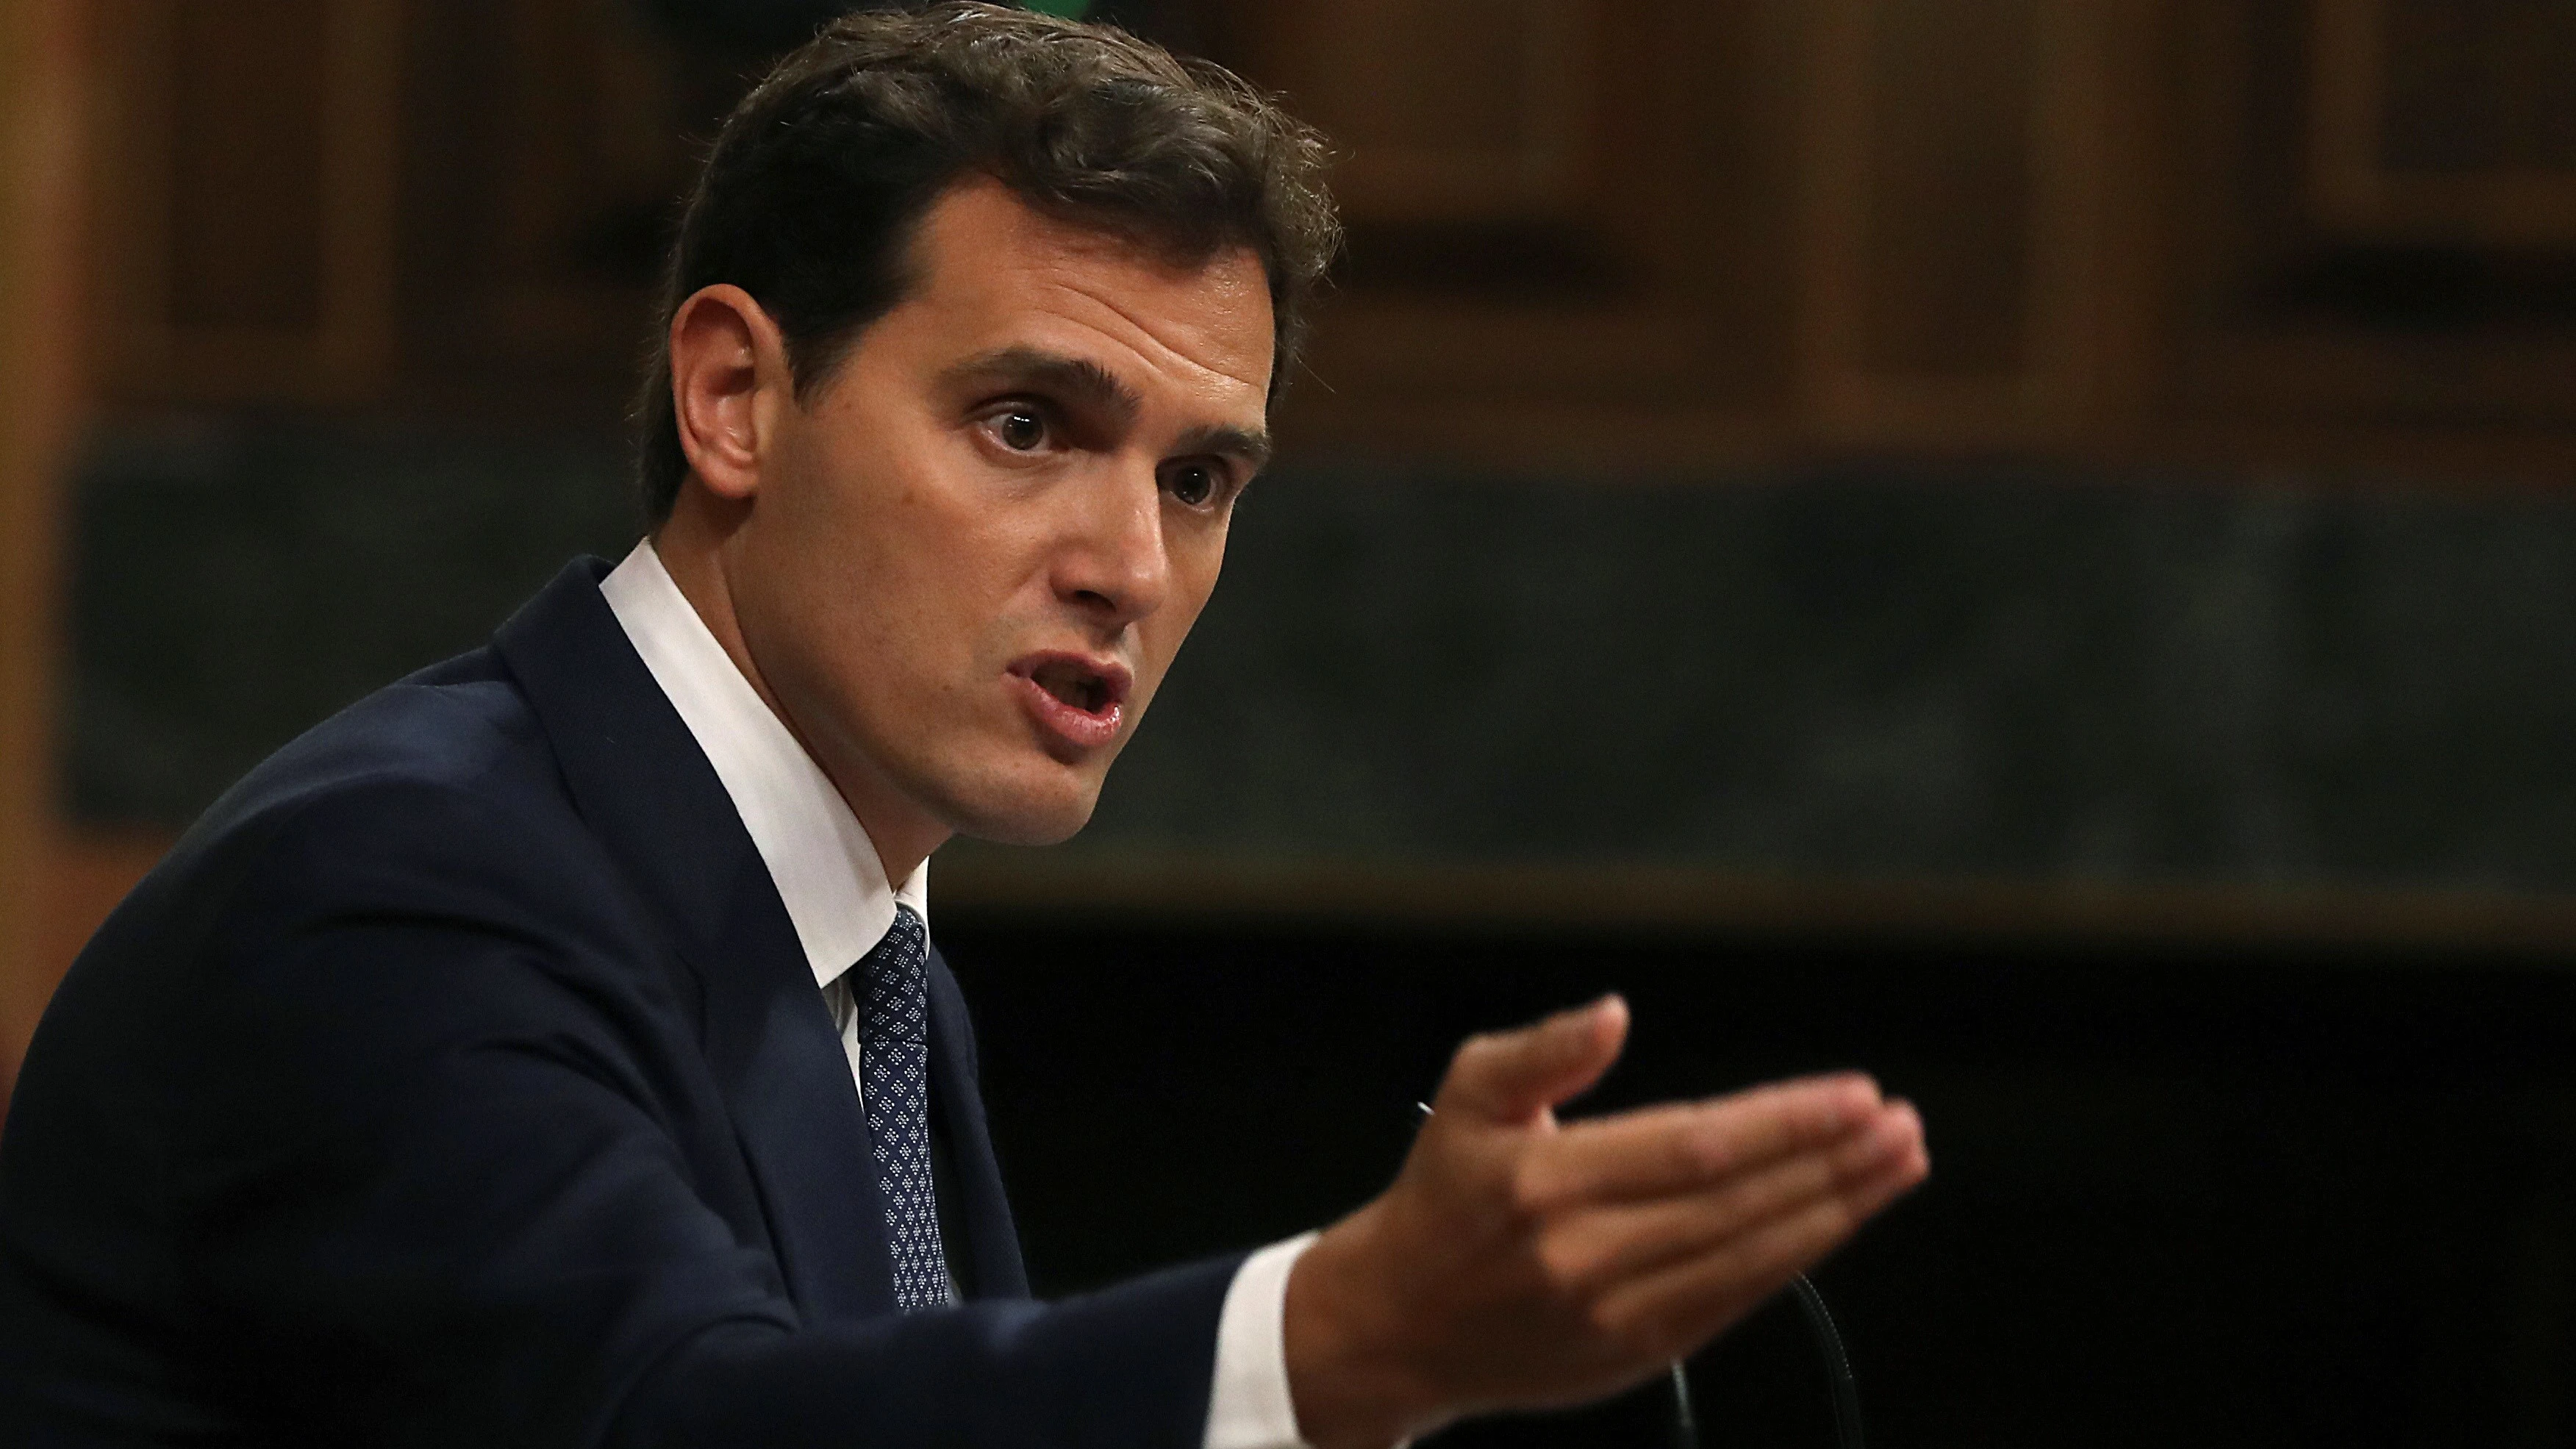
[634,1,1339,522]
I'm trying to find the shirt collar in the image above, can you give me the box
[599,540,927,988]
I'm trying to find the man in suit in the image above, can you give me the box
[0,7,1929,1446]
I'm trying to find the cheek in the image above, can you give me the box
[1174,520,1230,618]
[1134,531,1228,684]
[890,495,1060,686]
[740,470,929,704]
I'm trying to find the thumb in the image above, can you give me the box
[1436,995,1629,1125]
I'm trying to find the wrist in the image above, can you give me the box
[1282,1203,1444,1449]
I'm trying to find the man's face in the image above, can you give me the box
[725,177,1274,854]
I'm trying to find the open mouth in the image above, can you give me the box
[1028,657,1120,715]
[1006,651,1133,752]
[1004,649,1128,721]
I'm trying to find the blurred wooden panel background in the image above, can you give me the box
[2178,0,2576,433]
[43,0,2576,956]
[1798,0,2140,447]
[89,0,398,401]
[1,0,88,1103]
[1228,0,1595,223]
[2310,0,2576,244]
[71,0,2576,463]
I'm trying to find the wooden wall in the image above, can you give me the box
[1218,0,2576,470]
[48,0,2576,949]
[65,0,2576,476]
[0,0,89,1102]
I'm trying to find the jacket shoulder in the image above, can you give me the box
[76,645,660,1003]
[196,644,556,845]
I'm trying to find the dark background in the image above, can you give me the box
[951,912,2576,1447]
[29,0,2576,1442]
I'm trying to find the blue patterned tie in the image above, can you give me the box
[856,904,951,1310]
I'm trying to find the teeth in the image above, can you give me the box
[1031,662,1101,712]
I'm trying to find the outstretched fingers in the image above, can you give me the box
[1585,1126,1930,1362]
[1514,1074,1891,1212]
[1533,1101,1925,1294]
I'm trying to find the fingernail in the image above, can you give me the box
[1570,994,1625,1035]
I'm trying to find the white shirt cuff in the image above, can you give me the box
[1203,1231,1318,1449]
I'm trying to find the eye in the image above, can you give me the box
[1161,460,1225,508]
[991,407,1048,451]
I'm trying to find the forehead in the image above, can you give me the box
[890,176,1276,407]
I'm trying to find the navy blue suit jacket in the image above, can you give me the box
[0,559,1242,1446]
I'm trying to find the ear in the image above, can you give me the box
[668,284,792,504]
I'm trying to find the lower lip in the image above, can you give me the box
[1010,673,1124,752]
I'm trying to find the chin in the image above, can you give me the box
[937,759,1105,848]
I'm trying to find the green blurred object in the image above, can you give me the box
[1023,0,1093,15]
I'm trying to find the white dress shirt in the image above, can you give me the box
[601,540,1312,1449]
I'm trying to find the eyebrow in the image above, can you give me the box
[940,345,1273,471]
[1175,422,1273,472]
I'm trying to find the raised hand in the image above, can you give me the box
[1282,995,1928,1449]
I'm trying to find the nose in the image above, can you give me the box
[1051,461,1171,629]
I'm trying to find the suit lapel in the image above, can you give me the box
[491,559,893,1321]
[925,948,1031,1299]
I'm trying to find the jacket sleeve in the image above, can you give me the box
[175,778,1237,1449]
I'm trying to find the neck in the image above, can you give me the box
[651,491,951,884]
